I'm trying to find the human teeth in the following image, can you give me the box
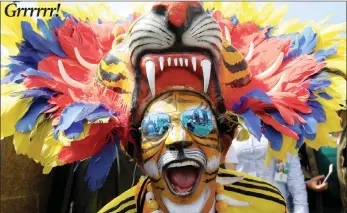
[179,58,183,66]
[167,161,200,168]
[191,57,197,72]
[185,58,188,67]
[145,60,156,96]
[159,57,164,71]
[174,58,178,66]
[201,60,211,93]
[168,57,171,66]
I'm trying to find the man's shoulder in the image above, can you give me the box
[97,184,137,213]
[218,168,288,213]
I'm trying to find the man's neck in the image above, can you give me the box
[159,186,215,213]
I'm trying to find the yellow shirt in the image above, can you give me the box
[99,168,287,213]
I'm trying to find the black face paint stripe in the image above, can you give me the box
[205,168,219,175]
[195,140,221,151]
[103,196,135,213]
[204,175,217,183]
[224,185,286,207]
[222,58,248,74]
[142,142,162,153]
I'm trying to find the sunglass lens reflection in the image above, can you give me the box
[181,109,213,136]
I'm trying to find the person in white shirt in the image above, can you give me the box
[225,145,239,170]
[226,133,309,213]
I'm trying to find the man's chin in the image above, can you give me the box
[161,186,213,213]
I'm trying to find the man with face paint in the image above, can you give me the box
[99,91,288,213]
[2,1,345,213]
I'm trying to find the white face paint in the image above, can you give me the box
[206,153,221,172]
[143,159,159,178]
[162,186,212,213]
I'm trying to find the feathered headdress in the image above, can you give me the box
[1,2,346,191]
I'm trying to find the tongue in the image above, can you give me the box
[169,167,198,188]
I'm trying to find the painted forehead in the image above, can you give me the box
[145,91,211,114]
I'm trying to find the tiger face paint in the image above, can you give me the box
[140,91,220,212]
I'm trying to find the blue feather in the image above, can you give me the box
[85,139,118,191]
[230,15,239,26]
[47,15,65,29]
[15,98,51,133]
[238,109,262,141]
[22,88,57,99]
[1,69,24,84]
[54,103,115,138]
[233,89,272,111]
[314,46,337,62]
[74,104,100,122]
[318,92,333,100]
[300,114,318,140]
[21,21,66,57]
[276,33,299,45]
[54,104,86,138]
[85,105,115,121]
[285,27,317,60]
[37,19,55,42]
[311,71,330,79]
[263,124,283,151]
[309,91,318,99]
[64,121,84,139]
[25,68,54,79]
[307,101,326,123]
[295,130,304,149]
[307,78,331,91]
[21,21,52,53]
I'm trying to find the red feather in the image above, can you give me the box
[257,111,299,139]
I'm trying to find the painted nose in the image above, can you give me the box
[165,125,192,149]
[152,2,204,27]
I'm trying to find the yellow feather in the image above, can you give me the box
[13,115,44,155]
[305,123,338,150]
[261,5,288,27]
[326,59,347,74]
[253,3,275,26]
[1,68,10,78]
[1,84,32,139]
[265,135,296,164]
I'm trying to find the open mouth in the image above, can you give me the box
[163,160,203,197]
[139,52,214,95]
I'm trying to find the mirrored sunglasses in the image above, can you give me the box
[141,109,214,140]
